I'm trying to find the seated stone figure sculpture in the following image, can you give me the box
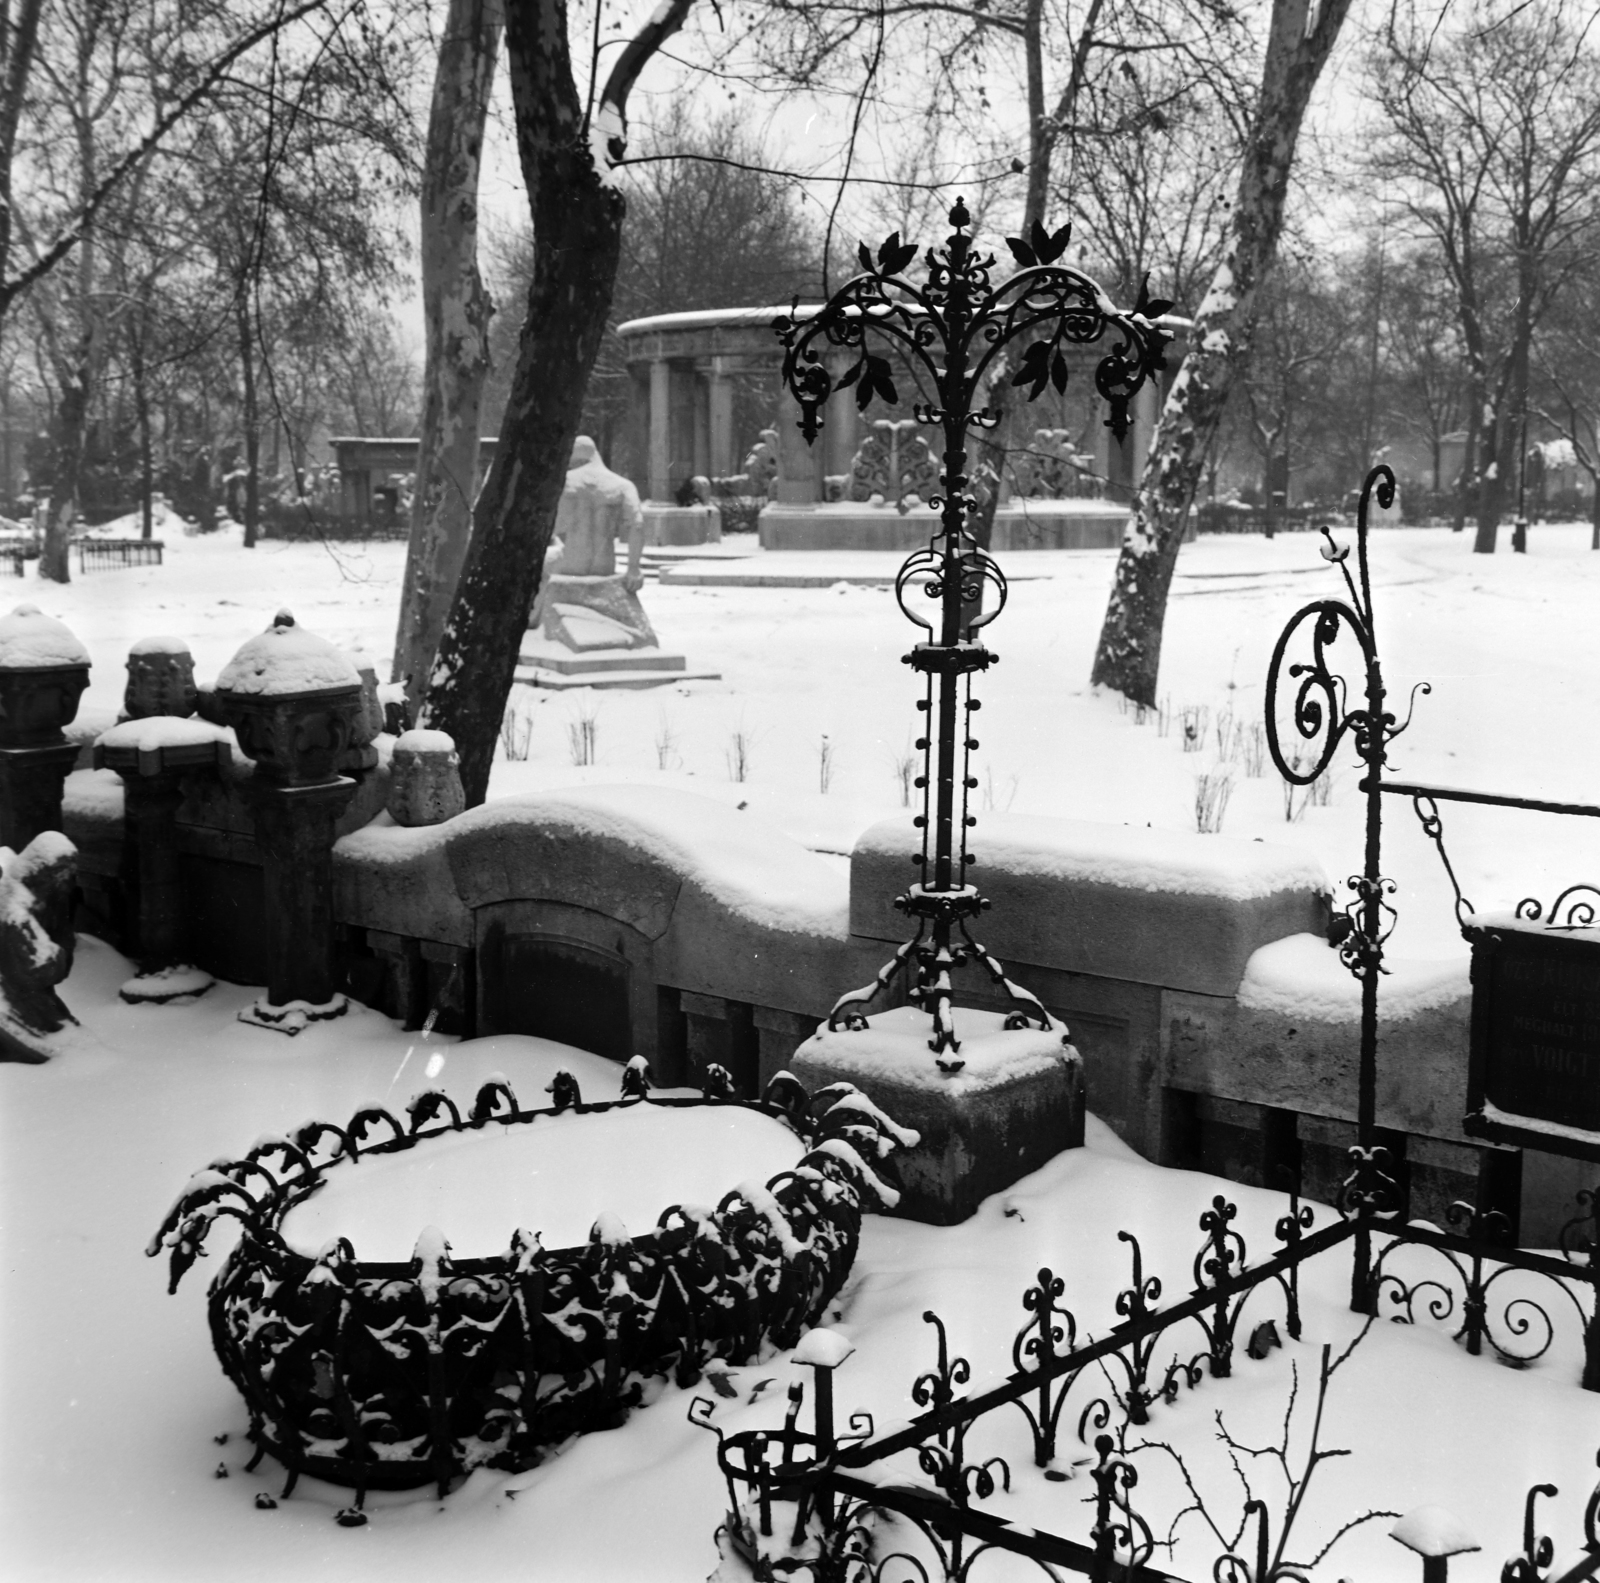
[531,436,657,651]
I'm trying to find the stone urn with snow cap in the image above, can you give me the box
[0,605,90,851]
[387,728,464,827]
[0,604,90,748]
[122,635,197,721]
[214,610,364,787]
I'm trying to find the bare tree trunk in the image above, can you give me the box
[38,352,85,582]
[131,318,153,538]
[236,298,260,547]
[1089,0,1352,705]
[420,0,696,804]
[393,0,502,707]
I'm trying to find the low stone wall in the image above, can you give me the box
[62,755,1588,1244]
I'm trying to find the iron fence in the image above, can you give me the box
[693,1176,1597,1582]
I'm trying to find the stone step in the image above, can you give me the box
[514,664,722,692]
[518,644,688,675]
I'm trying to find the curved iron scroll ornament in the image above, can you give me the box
[777,202,1171,1061]
[1264,466,1422,1305]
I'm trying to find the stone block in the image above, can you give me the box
[788,1005,1085,1224]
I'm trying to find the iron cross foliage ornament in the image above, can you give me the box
[775,199,1171,1063]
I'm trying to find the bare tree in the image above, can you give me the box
[392,0,501,712]
[1090,0,1355,705]
[1367,0,1600,552]
[419,0,700,804]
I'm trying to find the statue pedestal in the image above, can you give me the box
[787,1005,1085,1224]
[642,503,720,546]
[521,573,719,691]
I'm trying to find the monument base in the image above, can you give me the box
[787,1005,1085,1224]
[643,504,721,546]
[516,634,719,691]
[756,499,1146,552]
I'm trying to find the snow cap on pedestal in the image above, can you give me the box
[0,605,89,669]
[215,610,361,696]
[1391,1507,1481,1559]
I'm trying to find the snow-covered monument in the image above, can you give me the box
[615,304,1184,551]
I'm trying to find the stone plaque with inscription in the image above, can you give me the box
[1466,927,1600,1158]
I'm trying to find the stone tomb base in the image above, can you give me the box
[788,1004,1085,1224]
[757,500,1137,553]
[515,633,720,691]
[642,503,721,546]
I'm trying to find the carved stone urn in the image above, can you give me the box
[0,604,91,748]
[0,605,91,851]
[386,728,465,827]
[214,611,364,788]
[123,635,198,721]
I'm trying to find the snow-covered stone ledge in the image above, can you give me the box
[851,813,1331,997]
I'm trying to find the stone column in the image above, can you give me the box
[824,353,861,486]
[708,360,735,480]
[648,358,671,502]
[248,779,358,1008]
[772,414,821,505]
[0,741,81,852]
[94,737,227,971]
[669,361,697,490]
[692,367,711,480]
[1131,379,1160,481]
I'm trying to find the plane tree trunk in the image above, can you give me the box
[419,0,696,803]
[1089,0,1353,706]
[392,0,502,709]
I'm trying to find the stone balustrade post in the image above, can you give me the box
[248,779,359,1010]
[214,611,365,1030]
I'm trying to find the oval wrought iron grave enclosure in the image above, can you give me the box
[148,1061,913,1506]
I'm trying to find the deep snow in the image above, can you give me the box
[2,513,1599,1579]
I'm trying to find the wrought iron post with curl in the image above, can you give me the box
[776,200,1170,1064]
[1264,465,1429,1311]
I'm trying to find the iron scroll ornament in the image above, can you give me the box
[1263,464,1430,986]
[775,202,1171,1060]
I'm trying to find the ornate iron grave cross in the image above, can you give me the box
[776,199,1171,1065]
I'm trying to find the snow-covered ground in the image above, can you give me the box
[2,939,1594,1582]
[3,513,1599,1579]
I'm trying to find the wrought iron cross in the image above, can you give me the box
[775,199,1171,1064]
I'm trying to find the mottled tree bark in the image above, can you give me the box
[420,0,696,804]
[393,0,502,708]
[1089,0,1353,706]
